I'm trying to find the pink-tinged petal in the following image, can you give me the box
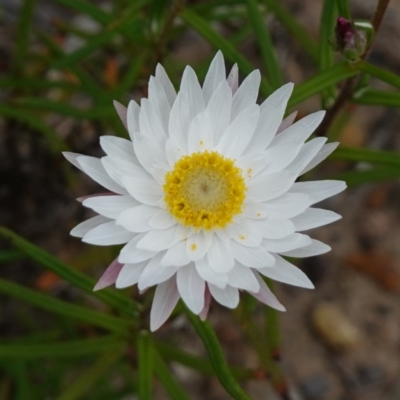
[248,272,286,311]
[93,258,123,291]
[113,100,128,129]
[227,63,239,94]
[76,192,114,203]
[199,286,212,321]
[276,111,297,134]
[150,277,180,331]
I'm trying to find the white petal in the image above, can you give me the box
[289,180,346,205]
[70,215,110,238]
[206,80,232,145]
[291,208,341,231]
[300,142,339,175]
[257,254,314,289]
[230,240,275,268]
[217,104,259,159]
[195,257,228,288]
[165,137,186,168]
[186,232,212,262]
[113,100,128,129]
[116,205,158,232]
[149,209,176,230]
[260,217,295,239]
[150,277,180,331]
[63,152,84,171]
[236,153,269,181]
[155,63,177,107]
[247,171,294,202]
[260,142,303,175]
[122,176,163,206]
[177,265,205,314]
[227,263,260,292]
[263,193,310,219]
[119,233,158,264]
[203,51,226,105]
[137,225,180,251]
[82,195,139,219]
[207,236,234,273]
[168,91,190,151]
[249,272,285,311]
[138,253,177,290]
[277,111,297,134]
[139,99,167,148]
[231,70,260,119]
[227,63,239,94]
[83,221,135,245]
[115,261,147,288]
[285,137,327,176]
[263,233,312,253]
[280,239,331,257]
[127,100,140,142]
[187,111,213,153]
[148,75,170,132]
[180,66,205,121]
[208,284,239,308]
[77,156,128,195]
[242,200,270,219]
[93,257,123,291]
[100,136,137,165]
[228,220,262,247]
[270,111,325,147]
[161,241,191,267]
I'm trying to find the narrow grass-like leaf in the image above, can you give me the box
[0,250,22,263]
[357,61,400,90]
[0,336,125,358]
[246,0,283,88]
[181,8,273,96]
[0,104,67,153]
[352,89,400,107]
[330,146,400,167]
[318,0,338,107]
[289,61,357,107]
[56,349,123,400]
[333,168,400,186]
[137,331,153,400]
[52,0,111,24]
[0,227,140,313]
[263,0,318,62]
[184,307,252,400]
[0,78,78,91]
[13,0,36,74]
[153,350,191,400]
[336,0,351,19]
[0,278,131,334]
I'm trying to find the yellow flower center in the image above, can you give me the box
[163,151,247,230]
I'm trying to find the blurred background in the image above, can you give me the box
[1,0,400,399]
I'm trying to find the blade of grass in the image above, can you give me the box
[0,78,78,91]
[0,336,126,358]
[0,227,140,314]
[330,146,400,167]
[153,350,191,400]
[263,0,318,62]
[137,331,153,400]
[246,0,283,89]
[288,61,358,107]
[184,306,252,400]
[357,61,400,90]
[181,8,273,96]
[318,0,338,107]
[0,278,131,334]
[0,250,22,263]
[333,167,400,186]
[352,89,400,107]
[0,104,67,153]
[56,349,124,400]
[336,0,351,19]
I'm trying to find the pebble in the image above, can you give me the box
[299,374,330,400]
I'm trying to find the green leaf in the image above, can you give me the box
[184,307,252,400]
[0,227,140,314]
[0,336,125,358]
[137,331,153,400]
[289,61,357,107]
[0,278,131,334]
[181,8,273,96]
[352,89,400,107]
[0,250,22,263]
[263,0,318,62]
[153,350,191,400]
[336,0,351,19]
[318,0,338,107]
[0,78,78,91]
[333,167,400,186]
[246,0,283,88]
[13,0,36,75]
[0,104,67,153]
[357,61,400,90]
[56,350,124,400]
[330,146,400,167]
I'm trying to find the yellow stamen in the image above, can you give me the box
[163,151,246,230]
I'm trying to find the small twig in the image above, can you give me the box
[315,0,391,137]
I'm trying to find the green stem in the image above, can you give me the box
[137,331,153,400]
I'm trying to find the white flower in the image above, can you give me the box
[64,52,346,331]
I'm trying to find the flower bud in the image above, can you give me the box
[335,17,367,61]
